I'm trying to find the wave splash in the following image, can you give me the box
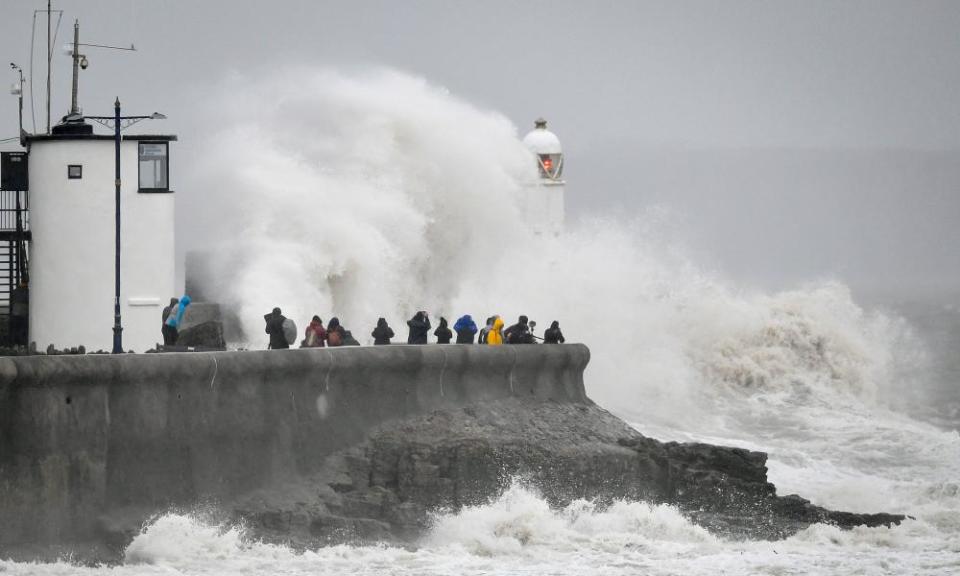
[102,487,960,575]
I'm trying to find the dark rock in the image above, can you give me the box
[234,398,904,549]
[176,321,226,349]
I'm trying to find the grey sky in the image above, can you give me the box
[2,0,959,295]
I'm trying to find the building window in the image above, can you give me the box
[138,142,169,192]
[68,164,82,179]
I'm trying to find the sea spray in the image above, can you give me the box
[100,66,960,575]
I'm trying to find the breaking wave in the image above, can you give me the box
[5,484,957,575]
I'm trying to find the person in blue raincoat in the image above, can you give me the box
[453,314,478,344]
[163,295,191,345]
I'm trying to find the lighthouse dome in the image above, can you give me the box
[522,118,562,155]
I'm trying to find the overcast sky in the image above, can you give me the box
[2,0,959,297]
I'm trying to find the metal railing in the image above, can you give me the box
[0,190,29,232]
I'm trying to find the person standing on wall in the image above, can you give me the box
[161,297,179,346]
[544,321,565,344]
[9,281,29,347]
[372,317,395,345]
[264,307,289,350]
[434,317,453,344]
[486,316,504,345]
[504,315,534,344]
[454,314,478,344]
[407,311,431,344]
[164,295,191,346]
[302,316,326,348]
[478,316,495,344]
[326,317,345,347]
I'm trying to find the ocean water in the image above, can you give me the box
[4,69,958,575]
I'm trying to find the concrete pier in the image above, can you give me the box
[0,344,589,549]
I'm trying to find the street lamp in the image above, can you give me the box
[86,99,166,353]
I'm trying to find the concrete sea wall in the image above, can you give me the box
[0,344,590,549]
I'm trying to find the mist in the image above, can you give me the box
[2,1,959,299]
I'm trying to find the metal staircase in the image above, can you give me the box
[0,190,30,345]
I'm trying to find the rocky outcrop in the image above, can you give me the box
[233,397,903,549]
[174,303,226,349]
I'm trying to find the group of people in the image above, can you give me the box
[265,309,566,350]
[161,298,566,350]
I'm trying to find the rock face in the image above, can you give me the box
[234,398,903,549]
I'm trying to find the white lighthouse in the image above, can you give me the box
[520,118,565,234]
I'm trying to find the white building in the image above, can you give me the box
[520,118,565,234]
[26,120,176,352]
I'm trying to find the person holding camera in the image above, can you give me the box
[406,311,431,344]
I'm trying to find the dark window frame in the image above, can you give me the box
[67,164,82,179]
[137,141,171,193]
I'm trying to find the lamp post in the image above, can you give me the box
[86,100,166,353]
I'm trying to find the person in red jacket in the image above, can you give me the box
[302,316,327,348]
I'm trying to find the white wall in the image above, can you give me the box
[519,182,565,235]
[28,139,175,352]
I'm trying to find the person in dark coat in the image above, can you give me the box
[478,316,495,344]
[504,315,534,344]
[9,281,29,347]
[407,311,431,344]
[302,316,326,348]
[264,307,289,349]
[371,318,395,345]
[453,314,478,344]
[434,317,453,344]
[543,321,565,344]
[161,297,178,345]
[326,317,346,347]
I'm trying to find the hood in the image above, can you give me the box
[550,321,559,329]
[180,295,192,307]
[438,317,448,328]
[377,318,388,328]
[328,317,340,329]
[493,317,504,330]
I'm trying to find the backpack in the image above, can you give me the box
[282,318,297,346]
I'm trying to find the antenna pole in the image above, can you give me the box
[46,0,51,133]
[17,68,25,146]
[70,19,80,116]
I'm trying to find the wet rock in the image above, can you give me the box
[175,321,225,349]
[234,398,904,548]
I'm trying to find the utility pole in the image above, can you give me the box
[70,20,80,116]
[112,98,121,353]
[46,0,51,133]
